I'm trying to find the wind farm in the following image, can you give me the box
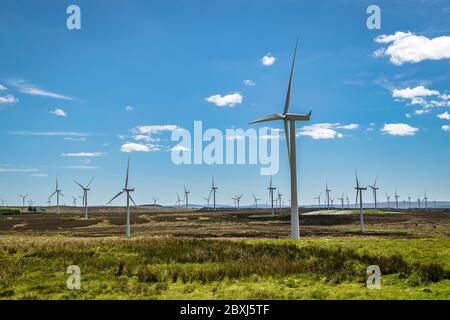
[1,1,450,303]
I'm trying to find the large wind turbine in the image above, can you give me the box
[211,177,218,210]
[325,183,332,210]
[395,188,400,210]
[267,177,276,216]
[369,177,379,210]
[355,171,367,233]
[107,160,136,238]
[49,177,64,214]
[18,194,29,213]
[252,193,261,209]
[74,177,94,220]
[184,185,190,209]
[249,40,311,240]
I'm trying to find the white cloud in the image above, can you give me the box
[171,145,191,152]
[132,125,178,134]
[442,125,450,132]
[125,106,134,112]
[0,94,19,105]
[64,166,99,170]
[206,93,243,107]
[9,80,73,100]
[61,152,105,157]
[392,86,439,99]
[133,134,154,142]
[374,31,450,65]
[414,109,431,115]
[381,123,419,136]
[120,142,161,153]
[438,111,450,120]
[30,173,48,178]
[0,84,7,91]
[64,137,87,142]
[243,80,255,87]
[298,123,354,140]
[50,108,67,117]
[261,54,276,66]
[0,167,39,173]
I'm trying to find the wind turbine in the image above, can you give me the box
[203,192,211,209]
[252,194,261,209]
[355,171,367,232]
[184,185,190,209]
[338,193,344,210]
[49,177,64,214]
[106,159,137,238]
[211,177,218,210]
[408,196,412,209]
[231,194,243,210]
[74,177,94,220]
[369,177,379,210]
[386,194,391,210]
[417,197,421,209]
[267,177,276,216]
[249,40,311,240]
[325,183,332,210]
[346,195,350,208]
[395,188,400,210]
[277,191,283,210]
[175,193,183,207]
[18,194,29,213]
[330,197,334,208]
[0,199,6,206]
[423,191,428,211]
[314,193,321,208]
[152,197,159,205]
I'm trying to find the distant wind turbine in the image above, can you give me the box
[74,177,94,220]
[184,185,190,209]
[355,171,367,232]
[386,194,391,210]
[395,188,400,210]
[249,39,311,240]
[267,177,276,216]
[314,193,321,208]
[252,193,261,209]
[152,197,159,205]
[49,177,63,214]
[231,194,243,210]
[423,191,428,211]
[325,183,332,210]
[369,177,379,210]
[211,177,218,210]
[338,193,344,210]
[106,159,137,238]
[18,194,29,213]
[175,193,183,207]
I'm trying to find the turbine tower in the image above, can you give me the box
[423,191,428,211]
[267,177,277,216]
[211,177,218,210]
[325,183,332,210]
[314,193,321,208]
[232,194,243,210]
[408,196,411,209]
[107,159,136,238]
[74,177,94,220]
[152,197,159,205]
[338,193,344,210]
[369,177,379,210]
[330,198,334,208]
[249,40,311,240]
[346,195,350,208]
[277,191,283,210]
[18,194,29,213]
[355,171,367,233]
[184,185,190,209]
[386,194,391,210]
[49,177,63,214]
[395,188,400,210]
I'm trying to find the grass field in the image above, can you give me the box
[0,207,449,300]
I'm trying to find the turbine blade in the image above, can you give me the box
[49,191,56,199]
[125,159,130,189]
[284,119,291,163]
[249,113,285,124]
[129,194,137,207]
[107,191,124,205]
[74,180,84,190]
[87,177,95,188]
[283,39,299,114]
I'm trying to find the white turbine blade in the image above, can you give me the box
[129,194,137,207]
[125,159,130,189]
[283,39,299,114]
[49,191,56,199]
[87,177,95,188]
[107,191,124,205]
[249,113,285,124]
[74,180,84,190]
[283,119,291,162]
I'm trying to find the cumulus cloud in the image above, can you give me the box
[297,123,358,140]
[0,94,19,105]
[381,123,419,136]
[125,106,134,112]
[392,86,439,99]
[261,54,276,66]
[442,125,450,132]
[61,152,105,157]
[0,84,7,91]
[132,125,178,134]
[243,80,256,87]
[374,31,450,65]
[392,85,449,114]
[438,111,450,120]
[206,93,243,107]
[50,108,67,117]
[120,142,161,153]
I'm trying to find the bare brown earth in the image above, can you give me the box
[1,207,449,239]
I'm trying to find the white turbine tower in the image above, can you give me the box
[395,188,400,210]
[49,177,63,214]
[423,191,428,211]
[386,194,391,210]
[184,185,190,209]
[203,191,211,209]
[355,171,367,233]
[74,177,94,220]
[211,177,218,210]
[369,177,379,210]
[252,194,261,209]
[107,159,136,238]
[325,183,332,210]
[267,177,277,216]
[175,193,183,208]
[18,194,29,213]
[249,40,311,240]
[338,193,345,210]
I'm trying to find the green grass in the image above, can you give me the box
[0,236,449,299]
[0,209,21,216]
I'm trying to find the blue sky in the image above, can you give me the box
[1,0,449,206]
